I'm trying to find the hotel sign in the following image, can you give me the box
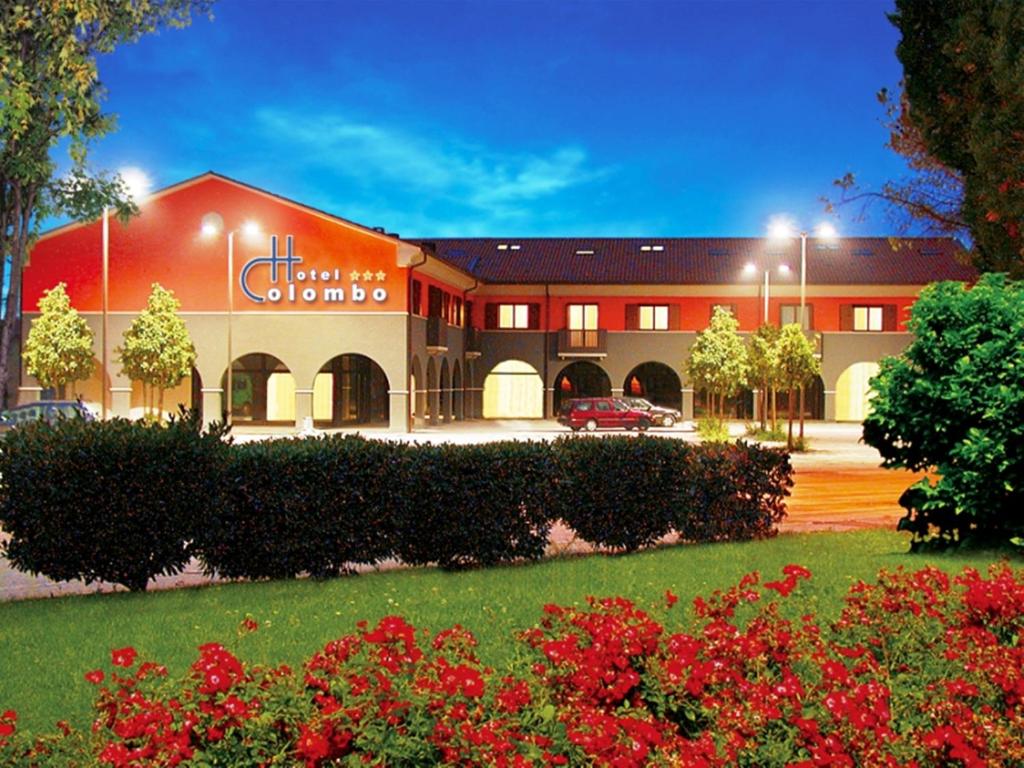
[240,234,389,305]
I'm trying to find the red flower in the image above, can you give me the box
[665,590,679,608]
[85,669,105,684]
[111,647,137,668]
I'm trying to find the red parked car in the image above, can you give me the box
[557,397,653,432]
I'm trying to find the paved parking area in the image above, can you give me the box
[1,420,914,601]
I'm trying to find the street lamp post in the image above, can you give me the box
[201,216,260,427]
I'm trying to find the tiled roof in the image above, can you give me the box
[414,237,976,285]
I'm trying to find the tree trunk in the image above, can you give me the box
[770,387,778,432]
[58,382,67,399]
[0,184,37,409]
[760,381,767,430]
[158,386,165,422]
[787,387,795,450]
[799,384,806,440]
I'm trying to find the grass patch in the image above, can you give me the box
[1,528,1018,734]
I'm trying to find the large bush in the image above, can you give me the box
[863,274,1024,550]
[193,435,401,580]
[555,437,791,551]
[0,410,227,592]
[388,441,558,569]
[3,564,1024,766]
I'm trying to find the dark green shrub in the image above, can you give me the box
[863,275,1024,550]
[193,435,401,579]
[553,436,683,551]
[675,440,791,542]
[0,410,227,592]
[389,441,558,569]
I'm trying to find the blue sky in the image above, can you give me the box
[81,0,909,238]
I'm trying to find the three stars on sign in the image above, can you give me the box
[349,269,387,282]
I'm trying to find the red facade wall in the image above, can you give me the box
[24,176,407,314]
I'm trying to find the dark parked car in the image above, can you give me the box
[558,397,652,432]
[0,400,96,433]
[617,397,690,429]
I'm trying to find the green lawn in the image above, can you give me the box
[1,529,1018,734]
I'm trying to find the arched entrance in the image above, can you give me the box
[623,362,682,410]
[554,361,611,413]
[694,387,754,419]
[452,360,463,421]
[314,353,390,427]
[410,356,423,425]
[483,360,543,418]
[426,357,438,424]
[835,362,880,422]
[776,374,825,420]
[440,358,451,422]
[222,353,295,424]
[130,366,200,421]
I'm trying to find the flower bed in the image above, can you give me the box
[3,563,1022,766]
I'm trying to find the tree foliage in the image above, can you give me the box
[0,0,213,406]
[687,306,748,420]
[835,1,1024,276]
[863,274,1024,550]
[117,283,196,420]
[775,323,820,449]
[746,323,782,431]
[22,282,94,398]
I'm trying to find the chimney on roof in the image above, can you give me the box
[372,226,385,233]
[420,241,436,254]
[386,232,400,238]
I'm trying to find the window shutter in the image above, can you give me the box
[528,303,541,330]
[668,303,681,330]
[883,304,898,332]
[485,303,498,329]
[839,304,854,331]
[625,304,639,330]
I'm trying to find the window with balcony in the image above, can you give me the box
[841,303,896,332]
[638,304,669,330]
[567,303,599,347]
[485,302,539,330]
[853,306,883,331]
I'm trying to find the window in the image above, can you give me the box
[411,280,422,316]
[638,305,669,331]
[567,303,599,348]
[441,292,451,323]
[853,306,883,332]
[498,303,530,329]
[780,304,813,330]
[711,303,736,318]
[453,296,463,326]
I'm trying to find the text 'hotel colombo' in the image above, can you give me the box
[20,173,976,431]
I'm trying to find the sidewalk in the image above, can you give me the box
[1,421,901,602]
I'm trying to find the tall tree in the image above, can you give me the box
[687,307,748,420]
[22,282,94,398]
[117,283,196,420]
[829,2,1024,276]
[746,323,781,432]
[776,323,820,450]
[0,0,212,408]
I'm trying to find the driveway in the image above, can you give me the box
[1,421,917,601]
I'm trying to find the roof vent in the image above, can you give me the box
[815,243,839,251]
[575,249,595,255]
[708,249,729,257]
[509,244,521,250]
[853,248,874,257]
[921,249,943,256]
[639,244,665,252]
[497,244,509,250]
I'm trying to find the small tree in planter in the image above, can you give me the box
[22,282,95,399]
[687,306,748,423]
[776,323,820,450]
[117,283,196,421]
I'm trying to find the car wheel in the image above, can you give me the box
[638,420,650,432]
[584,419,598,432]
[570,426,581,432]
[662,415,675,428]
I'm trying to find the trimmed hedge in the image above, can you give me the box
[0,410,227,592]
[0,424,792,590]
[194,435,402,580]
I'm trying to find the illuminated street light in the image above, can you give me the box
[201,215,262,426]
[744,261,791,325]
[768,218,840,329]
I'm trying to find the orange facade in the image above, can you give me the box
[25,175,408,314]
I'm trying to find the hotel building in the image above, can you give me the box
[19,172,975,431]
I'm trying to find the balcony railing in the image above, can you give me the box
[556,328,607,357]
[464,327,482,358]
[426,316,448,353]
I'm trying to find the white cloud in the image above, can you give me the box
[252,108,609,213]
